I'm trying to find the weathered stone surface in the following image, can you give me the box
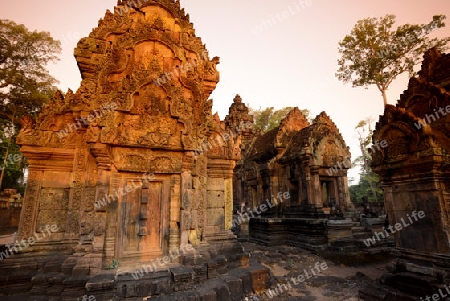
[206,209,225,227]
[207,178,225,191]
[234,107,353,219]
[1,0,253,300]
[229,107,368,253]
[360,48,450,300]
[181,189,197,211]
[171,266,195,291]
[206,191,224,209]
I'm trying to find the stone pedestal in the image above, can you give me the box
[240,220,249,237]
[326,219,356,252]
[360,217,385,233]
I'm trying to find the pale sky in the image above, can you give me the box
[1,0,449,183]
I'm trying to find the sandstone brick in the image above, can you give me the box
[207,191,224,209]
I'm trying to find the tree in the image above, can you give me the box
[251,106,310,133]
[336,14,450,107]
[354,118,373,179]
[0,123,23,193]
[0,19,61,122]
[0,19,61,190]
[349,174,383,204]
[351,118,383,203]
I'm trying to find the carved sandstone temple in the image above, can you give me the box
[236,108,353,216]
[0,1,269,300]
[361,48,450,300]
[232,107,369,251]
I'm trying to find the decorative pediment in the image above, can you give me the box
[18,0,221,153]
[372,48,450,167]
[278,111,350,166]
[275,107,309,146]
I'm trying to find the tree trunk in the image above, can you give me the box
[368,174,378,201]
[382,90,388,107]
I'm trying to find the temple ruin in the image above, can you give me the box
[360,48,450,300]
[231,105,386,253]
[0,1,270,299]
[234,108,353,216]
[4,0,443,300]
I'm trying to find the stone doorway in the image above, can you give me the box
[289,179,300,205]
[116,174,170,262]
[321,179,337,207]
[251,186,258,209]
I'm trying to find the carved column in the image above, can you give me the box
[205,158,235,232]
[17,146,75,248]
[311,166,322,209]
[89,143,112,262]
[169,174,181,250]
[17,170,42,240]
[180,170,193,246]
[64,148,88,242]
[340,175,352,209]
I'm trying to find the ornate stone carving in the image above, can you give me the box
[112,148,183,173]
[361,48,450,300]
[13,0,243,282]
[236,106,352,216]
[36,188,69,232]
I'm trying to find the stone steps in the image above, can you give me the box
[143,261,269,301]
[355,237,395,251]
[351,223,374,241]
[351,226,365,232]
[0,251,269,301]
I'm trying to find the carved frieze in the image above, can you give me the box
[112,148,183,173]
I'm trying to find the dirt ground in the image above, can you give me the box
[0,230,389,300]
[241,241,390,301]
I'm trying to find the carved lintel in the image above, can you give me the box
[20,146,75,172]
[112,147,183,173]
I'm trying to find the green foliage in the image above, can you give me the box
[0,19,61,123]
[0,141,23,192]
[351,118,384,203]
[0,19,61,191]
[349,173,383,203]
[251,106,310,133]
[336,14,450,106]
[353,118,373,169]
[105,259,119,270]
[287,258,295,269]
[252,107,274,132]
